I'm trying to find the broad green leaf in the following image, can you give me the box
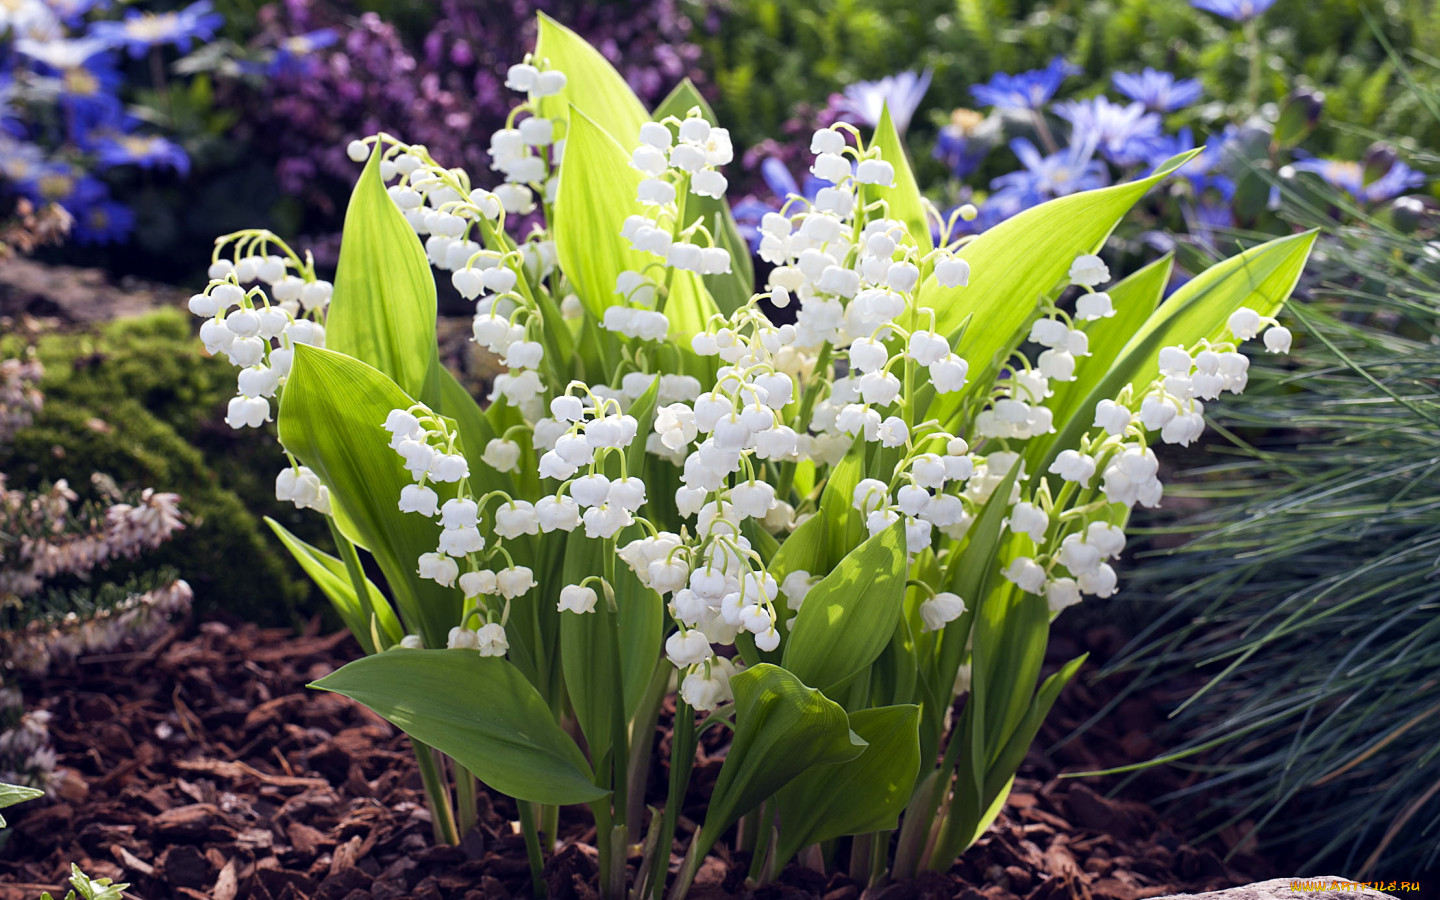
[552,109,719,339]
[773,704,922,863]
[0,782,42,825]
[624,376,662,485]
[559,530,662,758]
[1037,229,1318,481]
[983,654,1085,801]
[266,517,403,650]
[783,522,908,695]
[533,12,650,144]
[922,463,1021,766]
[921,150,1202,409]
[817,437,865,566]
[311,650,605,805]
[766,512,827,631]
[941,654,1084,860]
[278,345,460,649]
[972,573,1050,763]
[654,79,755,313]
[700,664,864,856]
[326,146,439,399]
[867,103,933,254]
[0,783,42,809]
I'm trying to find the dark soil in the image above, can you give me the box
[0,618,1263,900]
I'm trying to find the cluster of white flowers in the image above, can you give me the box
[190,237,332,432]
[204,57,1299,714]
[995,291,1291,611]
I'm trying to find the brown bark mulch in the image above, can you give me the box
[0,618,1260,900]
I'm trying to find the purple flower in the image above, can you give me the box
[1054,96,1163,166]
[836,69,932,133]
[989,137,1109,210]
[1111,68,1204,112]
[71,199,134,244]
[91,1,224,57]
[1190,0,1278,21]
[94,133,190,175]
[970,58,1078,111]
[1291,158,1428,204]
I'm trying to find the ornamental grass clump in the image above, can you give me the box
[187,16,1313,898]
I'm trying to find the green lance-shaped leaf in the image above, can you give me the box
[654,79,755,313]
[699,664,865,857]
[558,530,663,757]
[971,573,1050,767]
[278,345,461,649]
[326,146,440,400]
[921,150,1202,419]
[266,517,404,651]
[782,521,908,696]
[533,12,650,145]
[918,463,1022,766]
[939,653,1085,860]
[0,782,43,828]
[773,704,922,863]
[552,108,719,339]
[866,103,933,255]
[311,650,605,806]
[1036,229,1317,481]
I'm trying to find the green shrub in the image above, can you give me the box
[700,0,1440,163]
[0,309,319,624]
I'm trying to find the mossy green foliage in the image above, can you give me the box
[700,0,1440,168]
[0,309,322,625]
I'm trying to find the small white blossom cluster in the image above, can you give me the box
[613,112,737,343]
[346,57,567,217]
[0,356,44,443]
[2,480,184,597]
[190,236,333,431]
[998,298,1293,611]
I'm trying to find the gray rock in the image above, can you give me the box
[1153,876,1400,900]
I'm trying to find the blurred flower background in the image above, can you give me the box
[3,0,1439,880]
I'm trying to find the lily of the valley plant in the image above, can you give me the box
[187,16,1314,899]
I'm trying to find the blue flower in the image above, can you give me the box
[44,0,112,26]
[836,68,932,133]
[14,159,108,212]
[970,58,1078,111]
[1190,0,1278,22]
[1111,68,1204,112]
[94,133,190,175]
[760,157,826,205]
[0,136,47,185]
[933,110,989,179]
[267,28,339,78]
[730,196,774,252]
[1144,127,1233,199]
[1054,96,1163,166]
[91,0,224,57]
[729,158,827,252]
[0,75,24,139]
[1291,158,1428,205]
[989,137,1109,210]
[71,199,135,245]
